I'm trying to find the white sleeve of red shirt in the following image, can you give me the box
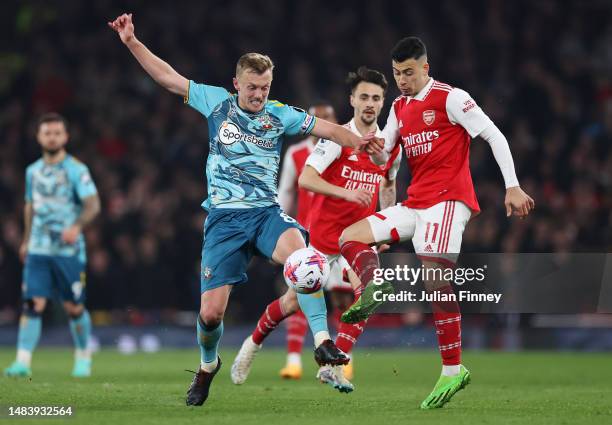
[447,88,519,188]
[381,104,400,154]
[386,147,402,181]
[305,139,342,174]
[446,88,493,137]
[278,148,297,212]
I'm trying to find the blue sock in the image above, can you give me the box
[197,315,223,365]
[17,313,42,355]
[69,309,92,352]
[296,290,329,342]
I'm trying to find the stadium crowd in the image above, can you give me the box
[0,0,610,319]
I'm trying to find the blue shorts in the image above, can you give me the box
[23,254,86,304]
[200,205,308,292]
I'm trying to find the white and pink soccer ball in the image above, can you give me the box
[283,248,329,294]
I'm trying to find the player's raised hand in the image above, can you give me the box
[361,131,384,155]
[108,13,135,45]
[342,188,372,207]
[505,186,535,218]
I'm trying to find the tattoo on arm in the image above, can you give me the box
[379,180,396,210]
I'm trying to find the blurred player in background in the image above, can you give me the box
[108,13,374,406]
[231,67,401,393]
[277,102,337,380]
[4,113,100,379]
[339,37,535,409]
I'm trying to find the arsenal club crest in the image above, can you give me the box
[422,110,436,126]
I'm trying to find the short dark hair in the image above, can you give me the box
[391,37,427,62]
[37,112,68,131]
[346,66,388,94]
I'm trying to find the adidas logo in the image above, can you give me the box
[424,244,434,253]
[348,154,358,161]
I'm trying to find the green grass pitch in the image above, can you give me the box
[1,348,611,424]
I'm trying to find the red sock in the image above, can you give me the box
[431,285,461,365]
[286,310,307,354]
[252,298,287,345]
[336,320,365,354]
[340,241,380,291]
[335,285,366,354]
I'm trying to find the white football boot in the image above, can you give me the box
[316,364,354,393]
[230,335,262,384]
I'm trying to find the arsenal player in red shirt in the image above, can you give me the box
[340,37,535,409]
[231,67,400,393]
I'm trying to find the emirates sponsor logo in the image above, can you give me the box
[340,165,382,193]
[402,130,440,147]
[340,165,383,184]
[403,130,439,158]
[423,110,436,125]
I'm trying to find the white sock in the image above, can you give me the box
[75,348,91,361]
[287,352,302,367]
[442,364,460,376]
[201,358,218,373]
[314,331,331,348]
[16,349,32,367]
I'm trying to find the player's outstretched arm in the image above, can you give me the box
[299,165,371,207]
[108,13,188,97]
[478,124,535,218]
[310,119,370,151]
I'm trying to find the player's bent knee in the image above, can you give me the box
[339,225,364,246]
[199,309,224,328]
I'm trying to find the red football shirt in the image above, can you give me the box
[306,120,402,254]
[381,78,494,214]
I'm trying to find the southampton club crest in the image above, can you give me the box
[202,266,212,280]
[258,114,273,130]
[423,110,436,126]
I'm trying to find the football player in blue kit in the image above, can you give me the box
[109,13,382,406]
[4,113,100,379]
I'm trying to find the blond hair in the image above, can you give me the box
[236,53,274,76]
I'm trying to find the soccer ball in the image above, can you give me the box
[283,248,329,294]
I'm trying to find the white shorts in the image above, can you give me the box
[366,200,471,266]
[309,246,353,292]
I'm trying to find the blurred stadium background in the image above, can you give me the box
[0,0,611,353]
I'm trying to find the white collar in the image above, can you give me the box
[411,77,435,101]
[348,118,382,137]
